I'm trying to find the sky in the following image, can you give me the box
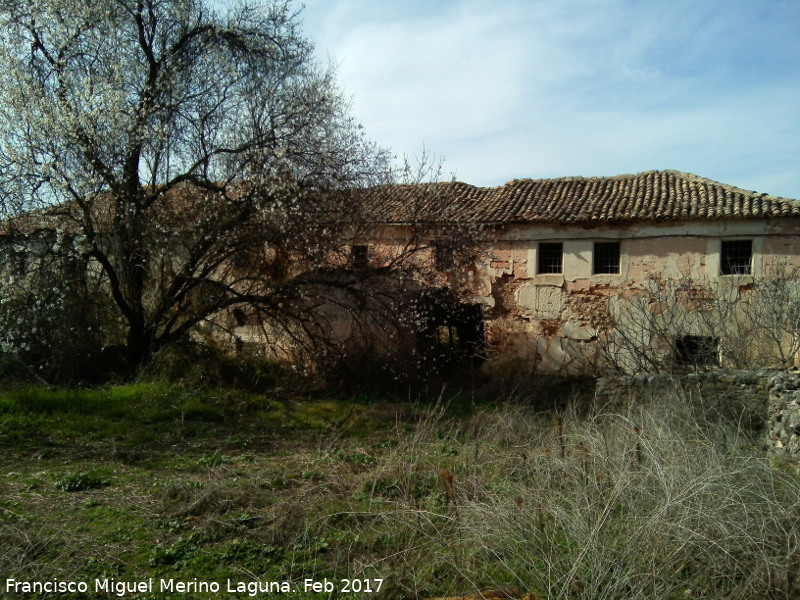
[299,0,800,199]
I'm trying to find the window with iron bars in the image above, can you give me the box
[720,240,752,275]
[537,242,563,274]
[593,241,620,275]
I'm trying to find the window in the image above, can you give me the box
[720,240,752,275]
[537,242,563,274]
[232,308,248,327]
[350,244,370,269]
[236,340,264,357]
[233,250,253,272]
[231,308,259,327]
[10,248,26,276]
[675,335,719,366]
[434,243,455,271]
[436,325,460,349]
[593,242,620,274]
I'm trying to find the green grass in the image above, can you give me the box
[0,382,394,449]
[0,382,422,598]
[1,382,799,599]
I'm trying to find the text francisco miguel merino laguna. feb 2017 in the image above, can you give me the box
[5,577,386,596]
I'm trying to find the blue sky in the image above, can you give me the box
[299,0,800,199]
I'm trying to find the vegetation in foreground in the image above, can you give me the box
[1,380,799,599]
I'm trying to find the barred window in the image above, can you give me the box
[437,325,460,349]
[434,244,455,271]
[720,240,752,275]
[593,242,620,274]
[537,242,563,274]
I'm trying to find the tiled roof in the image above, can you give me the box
[364,170,800,225]
[0,183,230,237]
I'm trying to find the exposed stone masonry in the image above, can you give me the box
[768,371,800,459]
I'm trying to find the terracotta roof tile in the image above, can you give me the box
[362,170,800,225]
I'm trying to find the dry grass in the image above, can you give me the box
[334,390,800,599]
[1,384,798,599]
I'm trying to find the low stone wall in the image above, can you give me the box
[596,369,800,460]
[767,371,800,459]
[595,369,771,432]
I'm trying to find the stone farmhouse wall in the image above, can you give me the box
[4,170,800,379]
[769,371,800,459]
[470,218,800,374]
[350,171,800,376]
[595,369,770,432]
[188,172,800,373]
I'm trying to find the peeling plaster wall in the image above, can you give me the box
[475,219,800,374]
[235,217,800,374]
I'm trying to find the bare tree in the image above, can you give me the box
[738,264,800,368]
[0,0,404,374]
[591,272,800,374]
[258,155,490,382]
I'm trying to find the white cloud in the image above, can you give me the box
[300,0,800,198]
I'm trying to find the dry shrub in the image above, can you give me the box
[0,524,52,577]
[345,389,800,600]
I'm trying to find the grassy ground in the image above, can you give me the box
[1,381,799,599]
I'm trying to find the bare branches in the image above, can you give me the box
[0,0,486,380]
[0,0,393,373]
[592,271,800,374]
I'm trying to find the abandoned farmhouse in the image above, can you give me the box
[318,169,800,375]
[3,169,800,377]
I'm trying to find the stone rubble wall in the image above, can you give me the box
[767,371,800,459]
[596,369,800,460]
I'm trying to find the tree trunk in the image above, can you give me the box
[125,322,153,370]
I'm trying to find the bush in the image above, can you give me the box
[0,245,126,384]
[57,471,110,492]
[144,342,297,392]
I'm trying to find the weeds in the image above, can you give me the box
[57,471,111,492]
[0,384,798,599]
[345,392,800,599]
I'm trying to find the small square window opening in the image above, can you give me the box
[675,335,719,367]
[720,240,752,275]
[350,244,370,269]
[593,242,620,274]
[434,244,455,271]
[538,242,563,274]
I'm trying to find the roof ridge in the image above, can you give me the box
[495,170,793,202]
[660,170,790,201]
